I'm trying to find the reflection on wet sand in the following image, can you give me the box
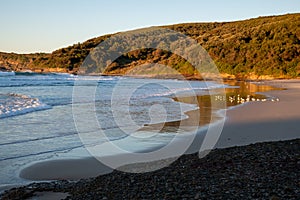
[140,81,282,133]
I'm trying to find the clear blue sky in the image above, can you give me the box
[1,0,299,53]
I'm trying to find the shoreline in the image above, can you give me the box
[15,80,300,169]
[2,79,300,199]
[2,69,300,82]
[16,78,228,181]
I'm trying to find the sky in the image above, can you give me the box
[0,0,299,53]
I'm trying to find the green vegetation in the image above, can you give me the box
[166,13,300,78]
[0,13,299,79]
[0,35,112,73]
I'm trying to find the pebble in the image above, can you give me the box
[1,139,299,200]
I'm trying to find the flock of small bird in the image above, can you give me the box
[215,94,280,104]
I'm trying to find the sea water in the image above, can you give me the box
[0,72,226,189]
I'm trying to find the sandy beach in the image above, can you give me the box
[2,80,300,199]
[216,80,300,148]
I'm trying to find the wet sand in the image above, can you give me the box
[18,80,300,181]
[216,80,300,148]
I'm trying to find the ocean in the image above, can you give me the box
[0,72,227,190]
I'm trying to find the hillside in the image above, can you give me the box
[0,13,299,79]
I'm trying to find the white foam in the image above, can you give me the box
[0,71,15,76]
[0,93,51,119]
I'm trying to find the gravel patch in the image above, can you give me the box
[1,139,299,200]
